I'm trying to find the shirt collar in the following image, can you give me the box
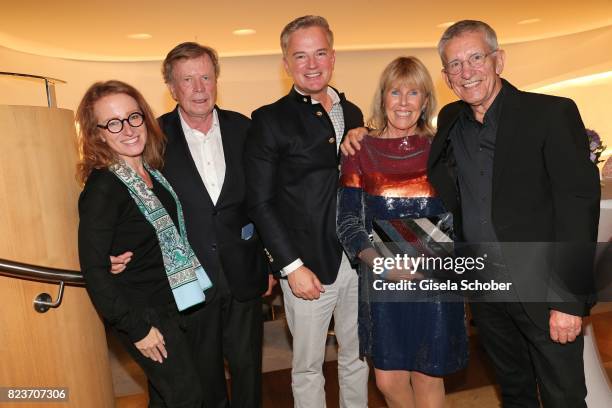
[178,107,219,137]
[461,81,506,125]
[293,86,341,106]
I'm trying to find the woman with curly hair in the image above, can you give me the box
[77,80,211,407]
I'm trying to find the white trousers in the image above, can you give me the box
[280,253,369,408]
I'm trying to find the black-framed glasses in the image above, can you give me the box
[443,50,498,75]
[97,112,145,133]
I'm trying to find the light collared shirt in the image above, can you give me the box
[282,86,345,276]
[179,108,226,204]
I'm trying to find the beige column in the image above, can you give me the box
[0,105,114,408]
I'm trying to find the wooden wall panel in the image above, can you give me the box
[0,105,114,407]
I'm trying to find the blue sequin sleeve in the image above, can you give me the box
[337,185,373,262]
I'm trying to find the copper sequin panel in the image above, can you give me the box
[363,173,435,197]
[339,134,437,197]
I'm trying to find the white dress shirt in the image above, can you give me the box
[179,108,226,204]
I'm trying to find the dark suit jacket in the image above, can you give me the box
[244,88,364,284]
[427,80,600,326]
[159,106,269,302]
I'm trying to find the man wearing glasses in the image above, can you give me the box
[341,18,599,408]
[428,20,600,407]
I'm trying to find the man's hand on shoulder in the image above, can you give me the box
[109,251,133,274]
[549,309,582,344]
[340,127,368,156]
[287,265,325,300]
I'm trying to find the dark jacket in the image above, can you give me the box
[427,80,601,326]
[244,88,364,284]
[159,106,269,302]
[78,169,176,342]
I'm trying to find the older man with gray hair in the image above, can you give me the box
[341,19,599,408]
[429,20,599,408]
[112,42,271,408]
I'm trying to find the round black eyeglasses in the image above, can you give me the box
[97,112,145,134]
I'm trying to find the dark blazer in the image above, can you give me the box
[244,88,364,284]
[159,106,269,302]
[427,80,600,326]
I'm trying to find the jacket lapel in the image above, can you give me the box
[166,106,216,208]
[491,81,521,200]
[215,107,233,207]
[427,103,463,215]
[431,103,462,182]
[430,116,454,168]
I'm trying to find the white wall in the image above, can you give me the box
[530,74,612,165]
[1,25,610,149]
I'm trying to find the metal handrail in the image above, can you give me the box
[0,71,66,108]
[0,258,84,286]
[0,258,84,313]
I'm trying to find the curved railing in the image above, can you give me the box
[0,71,66,108]
[0,258,84,313]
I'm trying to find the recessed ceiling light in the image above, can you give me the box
[232,29,256,36]
[436,22,455,28]
[517,18,541,25]
[127,33,152,40]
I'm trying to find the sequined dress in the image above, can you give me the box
[337,134,468,374]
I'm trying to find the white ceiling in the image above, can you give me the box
[1,0,611,61]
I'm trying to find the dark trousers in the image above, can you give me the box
[200,279,263,408]
[182,272,263,408]
[114,304,206,408]
[223,293,264,408]
[471,302,587,408]
[115,279,263,408]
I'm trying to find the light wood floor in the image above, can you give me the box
[114,305,612,408]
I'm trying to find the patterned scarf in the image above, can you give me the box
[110,160,212,311]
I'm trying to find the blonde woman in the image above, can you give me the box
[337,57,467,408]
